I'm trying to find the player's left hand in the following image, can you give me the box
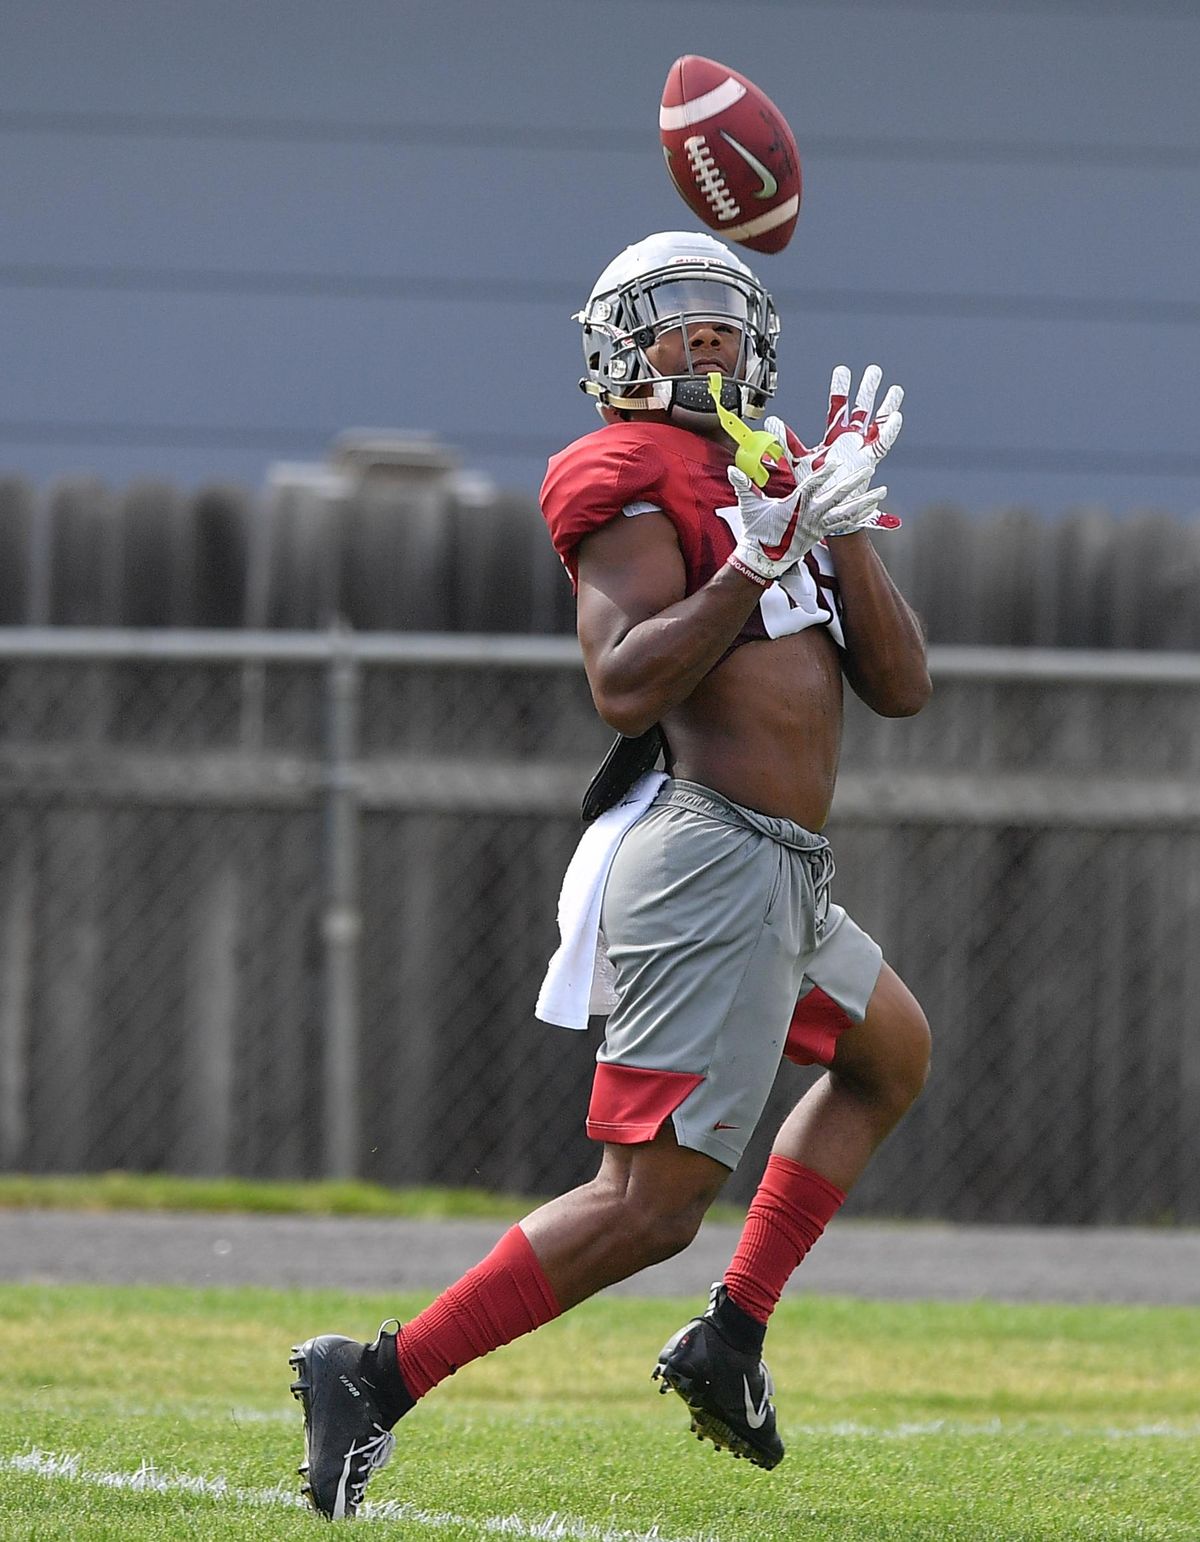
[800,365,903,514]
[815,363,903,468]
[763,373,903,533]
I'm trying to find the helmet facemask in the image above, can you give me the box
[577,239,779,426]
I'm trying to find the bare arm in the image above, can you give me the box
[575,511,763,736]
[826,532,931,717]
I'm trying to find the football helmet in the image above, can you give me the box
[575,231,780,425]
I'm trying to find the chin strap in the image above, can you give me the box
[580,374,768,429]
[580,379,660,410]
[707,373,785,488]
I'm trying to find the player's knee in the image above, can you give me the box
[591,1132,725,1266]
[885,1000,932,1115]
[630,1197,708,1266]
[836,995,931,1121]
[605,1184,710,1268]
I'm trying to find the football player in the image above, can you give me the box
[289,231,932,1516]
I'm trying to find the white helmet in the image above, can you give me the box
[575,231,780,425]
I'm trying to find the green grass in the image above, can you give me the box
[0,1170,751,1227]
[0,1172,538,1221]
[1,1283,1197,1540]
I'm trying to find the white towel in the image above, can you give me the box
[535,770,667,1029]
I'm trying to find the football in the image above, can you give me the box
[659,55,802,254]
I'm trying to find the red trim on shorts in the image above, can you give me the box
[586,1063,704,1144]
[784,986,854,1067]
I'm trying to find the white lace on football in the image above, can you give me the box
[684,134,741,222]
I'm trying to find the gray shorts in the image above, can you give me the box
[592,778,882,1168]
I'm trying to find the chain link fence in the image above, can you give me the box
[2,630,1198,1223]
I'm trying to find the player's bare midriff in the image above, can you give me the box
[661,625,845,830]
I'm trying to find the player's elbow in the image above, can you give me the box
[883,672,933,717]
[592,686,660,738]
[859,667,932,718]
[586,648,678,736]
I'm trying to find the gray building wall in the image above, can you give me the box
[2,0,1198,517]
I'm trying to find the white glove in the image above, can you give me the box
[725,455,887,586]
[753,362,905,541]
[801,364,904,499]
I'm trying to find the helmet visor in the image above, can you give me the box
[636,276,752,331]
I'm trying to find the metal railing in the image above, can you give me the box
[2,628,1198,1221]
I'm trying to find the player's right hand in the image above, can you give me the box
[724,458,887,586]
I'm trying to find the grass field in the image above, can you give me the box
[1,1280,1198,1541]
[0,1171,748,1228]
[0,1173,538,1221]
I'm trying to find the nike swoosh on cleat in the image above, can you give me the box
[743,1374,771,1430]
[720,132,779,200]
[759,507,799,562]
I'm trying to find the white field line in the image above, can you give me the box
[790,1419,1200,1441]
[2,1448,306,1509]
[90,1406,1200,1442]
[0,1448,718,1542]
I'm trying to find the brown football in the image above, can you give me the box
[659,55,802,254]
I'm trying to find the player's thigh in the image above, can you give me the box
[829,961,931,1097]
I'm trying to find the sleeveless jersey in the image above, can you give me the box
[539,420,845,650]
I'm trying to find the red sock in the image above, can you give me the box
[395,1224,561,1399]
[724,1155,846,1325]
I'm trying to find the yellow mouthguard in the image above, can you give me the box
[708,373,784,487]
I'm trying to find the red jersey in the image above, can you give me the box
[539,419,845,651]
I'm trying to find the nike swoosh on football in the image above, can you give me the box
[719,131,779,200]
[743,1374,770,1430]
[759,506,799,562]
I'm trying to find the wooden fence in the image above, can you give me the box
[3,465,1200,646]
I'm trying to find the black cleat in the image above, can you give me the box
[289,1325,399,1519]
[652,1284,784,1470]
